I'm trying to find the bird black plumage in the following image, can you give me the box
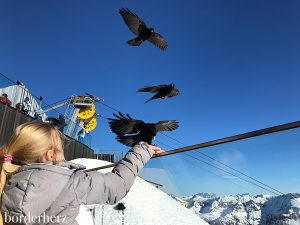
[119,8,168,50]
[108,112,179,147]
[138,83,180,103]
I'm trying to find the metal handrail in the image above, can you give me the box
[84,120,300,172]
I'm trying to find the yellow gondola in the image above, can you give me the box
[83,117,97,131]
[77,104,96,120]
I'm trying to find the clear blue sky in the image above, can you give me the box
[0,0,300,196]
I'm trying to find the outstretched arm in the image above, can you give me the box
[73,142,163,205]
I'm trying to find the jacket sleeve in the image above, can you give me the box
[73,142,153,205]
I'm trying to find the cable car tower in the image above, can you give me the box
[64,95,98,137]
[42,94,100,145]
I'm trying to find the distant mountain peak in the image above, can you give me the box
[173,193,300,225]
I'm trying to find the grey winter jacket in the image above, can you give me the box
[1,142,153,225]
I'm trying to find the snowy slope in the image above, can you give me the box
[71,158,209,225]
[260,193,300,225]
[174,193,300,225]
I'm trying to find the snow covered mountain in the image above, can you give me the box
[173,193,300,225]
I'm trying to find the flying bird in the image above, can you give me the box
[138,83,180,103]
[108,112,179,147]
[119,8,168,50]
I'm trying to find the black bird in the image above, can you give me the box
[119,8,168,50]
[108,112,179,147]
[138,84,180,103]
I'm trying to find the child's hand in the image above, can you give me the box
[148,145,165,156]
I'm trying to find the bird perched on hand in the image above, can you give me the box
[138,83,180,103]
[119,8,168,50]
[108,112,179,147]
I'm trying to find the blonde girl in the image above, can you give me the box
[0,121,163,225]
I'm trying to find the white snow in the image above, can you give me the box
[71,158,209,225]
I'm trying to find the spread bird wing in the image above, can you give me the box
[168,88,180,97]
[148,33,168,50]
[116,135,141,147]
[119,8,147,35]
[138,85,168,93]
[108,112,145,136]
[155,120,179,131]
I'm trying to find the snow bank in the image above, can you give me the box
[71,158,209,225]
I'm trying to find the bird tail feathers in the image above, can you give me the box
[127,38,143,46]
[145,96,156,103]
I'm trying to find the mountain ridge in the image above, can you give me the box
[173,192,300,225]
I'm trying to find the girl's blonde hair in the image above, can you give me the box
[0,121,65,225]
